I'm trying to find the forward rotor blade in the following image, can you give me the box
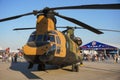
[0,12,34,22]
[13,27,35,30]
[0,10,43,22]
[51,4,120,10]
[54,13,103,34]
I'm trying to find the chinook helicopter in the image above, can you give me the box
[0,4,120,72]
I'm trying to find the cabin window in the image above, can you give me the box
[56,36,61,44]
[56,46,61,54]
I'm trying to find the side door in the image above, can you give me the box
[54,35,66,57]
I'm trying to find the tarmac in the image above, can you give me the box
[0,59,120,80]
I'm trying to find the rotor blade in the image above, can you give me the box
[54,13,103,34]
[0,12,34,22]
[74,27,120,32]
[51,4,120,10]
[57,26,120,32]
[95,29,120,32]
[13,27,35,30]
[0,10,43,22]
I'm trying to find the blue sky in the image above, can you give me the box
[0,0,120,50]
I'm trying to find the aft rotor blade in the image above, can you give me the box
[57,26,120,32]
[13,27,35,30]
[54,13,103,34]
[74,27,120,32]
[95,29,120,32]
[51,4,120,10]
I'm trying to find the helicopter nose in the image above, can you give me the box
[39,53,54,62]
[39,44,56,62]
[23,41,56,62]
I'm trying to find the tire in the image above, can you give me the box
[38,64,45,71]
[72,64,76,72]
[75,64,79,72]
[72,64,79,72]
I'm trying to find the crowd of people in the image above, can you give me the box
[0,48,24,63]
[82,52,119,63]
[0,47,119,64]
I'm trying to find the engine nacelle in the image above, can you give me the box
[74,37,82,46]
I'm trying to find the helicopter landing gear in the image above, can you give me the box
[72,63,79,72]
[38,63,45,71]
[28,62,34,69]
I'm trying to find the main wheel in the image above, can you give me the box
[72,64,79,72]
[38,64,45,71]
[28,62,33,69]
[75,64,79,72]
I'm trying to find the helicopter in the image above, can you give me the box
[0,4,120,72]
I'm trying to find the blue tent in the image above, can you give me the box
[81,41,118,50]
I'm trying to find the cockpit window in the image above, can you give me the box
[36,35,43,42]
[28,31,55,43]
[44,35,48,41]
[44,35,55,42]
[49,35,55,42]
[28,35,36,42]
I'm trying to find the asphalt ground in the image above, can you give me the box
[0,59,120,80]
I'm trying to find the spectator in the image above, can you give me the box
[14,53,18,62]
[114,54,119,63]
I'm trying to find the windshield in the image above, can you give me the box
[36,35,43,42]
[28,34,55,42]
[28,35,36,42]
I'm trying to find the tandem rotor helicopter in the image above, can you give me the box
[0,4,120,72]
